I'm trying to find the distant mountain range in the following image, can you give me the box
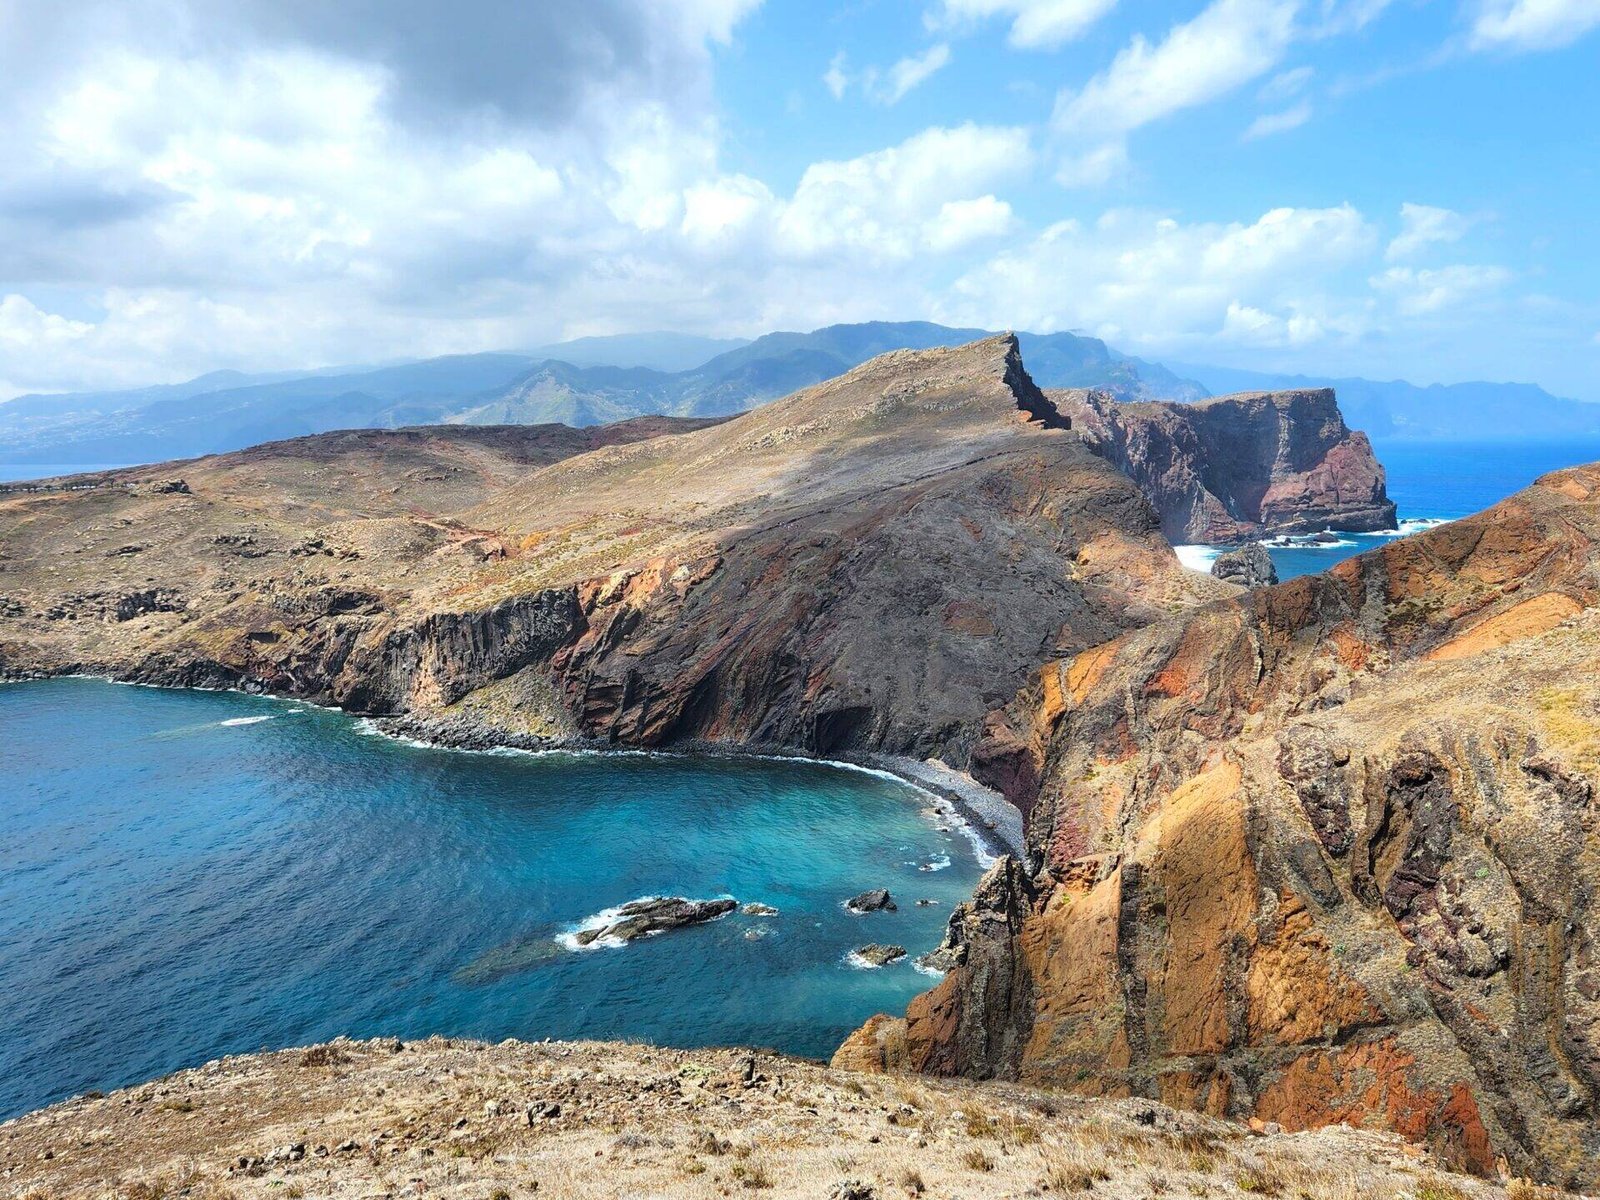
[0,322,1203,466]
[1169,363,1600,442]
[2,321,1595,467]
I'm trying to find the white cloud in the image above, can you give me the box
[1370,264,1513,314]
[1258,64,1314,101]
[943,203,1378,350]
[1054,0,1299,136]
[0,294,93,351]
[873,43,953,104]
[1243,101,1312,138]
[778,124,1030,259]
[1051,0,1299,185]
[680,174,775,245]
[1222,301,1327,344]
[1386,202,1474,261]
[1469,0,1600,52]
[1055,142,1131,187]
[926,195,1016,250]
[823,52,849,99]
[929,0,1119,48]
[1311,0,1397,35]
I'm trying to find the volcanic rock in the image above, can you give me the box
[843,464,1600,1189]
[846,889,896,913]
[1056,387,1396,542]
[1209,543,1277,587]
[572,897,737,946]
[0,337,1228,763]
[853,944,907,967]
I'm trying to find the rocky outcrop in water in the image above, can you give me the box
[572,897,737,946]
[847,890,897,913]
[853,944,907,967]
[840,465,1600,1188]
[1055,388,1396,543]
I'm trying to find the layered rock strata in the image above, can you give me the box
[1055,387,1396,543]
[840,464,1600,1189]
[0,337,1227,764]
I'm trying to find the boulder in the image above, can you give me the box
[1210,543,1278,588]
[572,897,736,946]
[854,944,907,967]
[846,889,896,913]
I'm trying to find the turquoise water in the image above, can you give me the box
[1181,438,1600,581]
[0,678,982,1119]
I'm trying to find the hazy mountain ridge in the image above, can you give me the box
[6,322,1596,468]
[0,323,1202,466]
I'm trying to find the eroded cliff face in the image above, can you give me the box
[0,337,1228,764]
[1056,388,1396,543]
[840,464,1600,1188]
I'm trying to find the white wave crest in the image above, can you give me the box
[1173,544,1222,572]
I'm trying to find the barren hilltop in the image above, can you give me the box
[0,1037,1532,1200]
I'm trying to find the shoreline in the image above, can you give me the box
[2,668,1026,864]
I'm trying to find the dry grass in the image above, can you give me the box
[0,1036,1535,1200]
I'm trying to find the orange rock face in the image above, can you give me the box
[869,464,1600,1189]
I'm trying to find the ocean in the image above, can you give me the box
[1175,438,1600,580]
[0,678,982,1119]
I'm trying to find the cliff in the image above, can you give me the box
[839,464,1600,1189]
[0,1036,1518,1200]
[0,337,1228,765]
[1055,387,1396,543]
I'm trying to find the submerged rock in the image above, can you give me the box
[572,897,737,946]
[453,933,564,983]
[846,889,896,913]
[1210,543,1278,588]
[742,902,779,916]
[853,944,907,968]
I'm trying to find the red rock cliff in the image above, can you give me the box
[1056,387,1396,543]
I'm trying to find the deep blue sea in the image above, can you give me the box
[0,678,983,1119]
[1176,438,1600,580]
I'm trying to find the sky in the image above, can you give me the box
[0,0,1597,400]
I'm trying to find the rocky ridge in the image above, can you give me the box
[0,336,1232,765]
[840,464,1600,1189]
[1055,387,1396,543]
[0,1036,1527,1200]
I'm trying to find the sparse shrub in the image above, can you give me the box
[298,1045,347,1068]
[1043,1157,1111,1193]
[962,1147,995,1172]
[1416,1181,1468,1200]
[491,1191,511,1200]
[963,1108,997,1138]
[1508,1181,1566,1200]
[1234,1166,1284,1195]
[731,1159,774,1189]
[691,1127,730,1155]
[899,1168,925,1195]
